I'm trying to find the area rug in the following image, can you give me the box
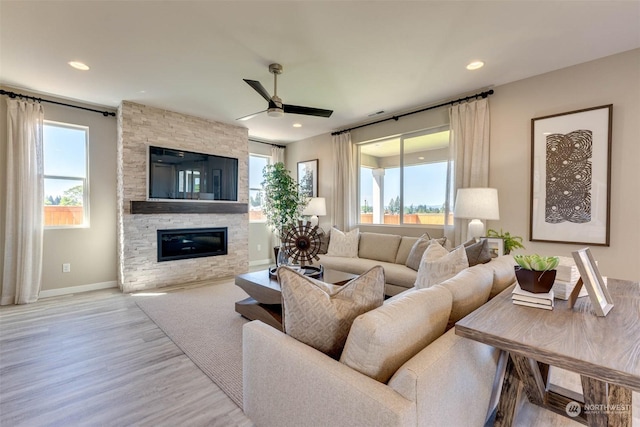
[135,281,249,408]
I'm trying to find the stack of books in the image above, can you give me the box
[552,256,588,300]
[512,283,554,310]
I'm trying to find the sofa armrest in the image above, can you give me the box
[243,320,416,427]
[388,328,499,427]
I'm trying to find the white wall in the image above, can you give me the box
[490,49,639,281]
[0,87,118,295]
[288,49,639,281]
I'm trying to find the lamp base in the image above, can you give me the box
[309,215,319,227]
[467,219,485,240]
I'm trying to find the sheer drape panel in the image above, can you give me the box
[331,132,357,231]
[444,99,491,246]
[270,146,284,164]
[2,99,44,305]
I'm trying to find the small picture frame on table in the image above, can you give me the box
[484,237,504,258]
[569,247,614,316]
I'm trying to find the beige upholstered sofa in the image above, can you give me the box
[243,255,517,427]
[317,231,456,296]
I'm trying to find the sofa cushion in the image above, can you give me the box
[317,228,330,254]
[486,255,517,298]
[438,264,493,329]
[278,265,385,359]
[358,232,402,263]
[415,243,469,288]
[395,236,419,264]
[464,238,492,266]
[340,285,452,383]
[326,227,359,258]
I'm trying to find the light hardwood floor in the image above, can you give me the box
[1,284,636,427]
[0,286,253,427]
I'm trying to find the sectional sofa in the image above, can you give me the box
[243,233,517,426]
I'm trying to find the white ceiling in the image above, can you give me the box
[1,1,638,143]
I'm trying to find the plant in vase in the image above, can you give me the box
[513,254,560,293]
[487,228,525,255]
[261,162,308,266]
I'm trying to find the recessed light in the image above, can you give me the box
[68,61,90,71]
[418,156,425,160]
[293,123,302,128]
[466,61,484,71]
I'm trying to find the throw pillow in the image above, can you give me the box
[404,233,447,271]
[340,286,452,383]
[464,238,492,266]
[326,227,359,258]
[278,265,385,359]
[317,228,330,254]
[414,242,469,289]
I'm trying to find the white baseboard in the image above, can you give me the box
[39,280,118,298]
[249,258,272,267]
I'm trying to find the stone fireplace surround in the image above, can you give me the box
[117,101,249,293]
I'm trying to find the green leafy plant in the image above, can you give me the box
[513,254,559,272]
[487,228,525,255]
[261,162,308,238]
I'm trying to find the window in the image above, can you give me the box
[249,154,269,221]
[358,127,451,226]
[43,121,89,227]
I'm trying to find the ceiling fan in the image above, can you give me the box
[238,63,333,121]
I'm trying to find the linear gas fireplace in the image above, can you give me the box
[157,227,227,262]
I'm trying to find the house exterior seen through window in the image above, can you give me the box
[358,127,451,226]
[249,154,269,222]
[43,121,89,227]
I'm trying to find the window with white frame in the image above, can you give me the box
[43,121,89,227]
[249,154,269,222]
[358,127,451,226]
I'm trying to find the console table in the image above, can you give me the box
[455,278,639,426]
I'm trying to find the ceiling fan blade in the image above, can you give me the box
[283,104,333,118]
[243,79,272,102]
[236,109,267,121]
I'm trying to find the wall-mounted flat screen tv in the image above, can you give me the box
[148,146,238,202]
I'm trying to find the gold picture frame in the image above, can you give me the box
[569,247,614,316]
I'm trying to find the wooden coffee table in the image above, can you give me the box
[235,267,358,330]
[455,278,639,427]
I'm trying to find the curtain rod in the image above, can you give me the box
[331,89,494,136]
[249,138,286,149]
[0,89,116,117]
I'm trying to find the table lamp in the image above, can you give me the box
[302,197,326,227]
[454,188,500,239]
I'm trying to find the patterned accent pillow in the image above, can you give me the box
[464,238,492,266]
[405,233,448,271]
[414,242,469,289]
[316,228,330,254]
[278,265,385,359]
[326,227,359,258]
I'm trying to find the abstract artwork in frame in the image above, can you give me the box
[297,159,318,197]
[530,105,612,245]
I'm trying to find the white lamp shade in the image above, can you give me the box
[302,197,327,216]
[454,188,500,220]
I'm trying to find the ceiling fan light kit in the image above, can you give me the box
[241,63,333,120]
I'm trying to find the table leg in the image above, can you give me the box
[494,354,522,427]
[607,384,632,427]
[581,376,632,427]
[510,353,547,406]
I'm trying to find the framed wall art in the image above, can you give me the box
[297,159,318,197]
[530,105,612,245]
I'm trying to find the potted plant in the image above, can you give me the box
[513,254,559,293]
[261,162,308,265]
[487,228,525,255]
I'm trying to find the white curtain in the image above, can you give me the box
[2,99,45,305]
[270,145,284,165]
[331,132,357,231]
[444,98,491,246]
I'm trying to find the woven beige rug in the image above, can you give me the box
[136,281,248,408]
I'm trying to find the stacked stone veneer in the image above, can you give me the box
[117,101,249,292]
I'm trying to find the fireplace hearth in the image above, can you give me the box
[157,227,227,262]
